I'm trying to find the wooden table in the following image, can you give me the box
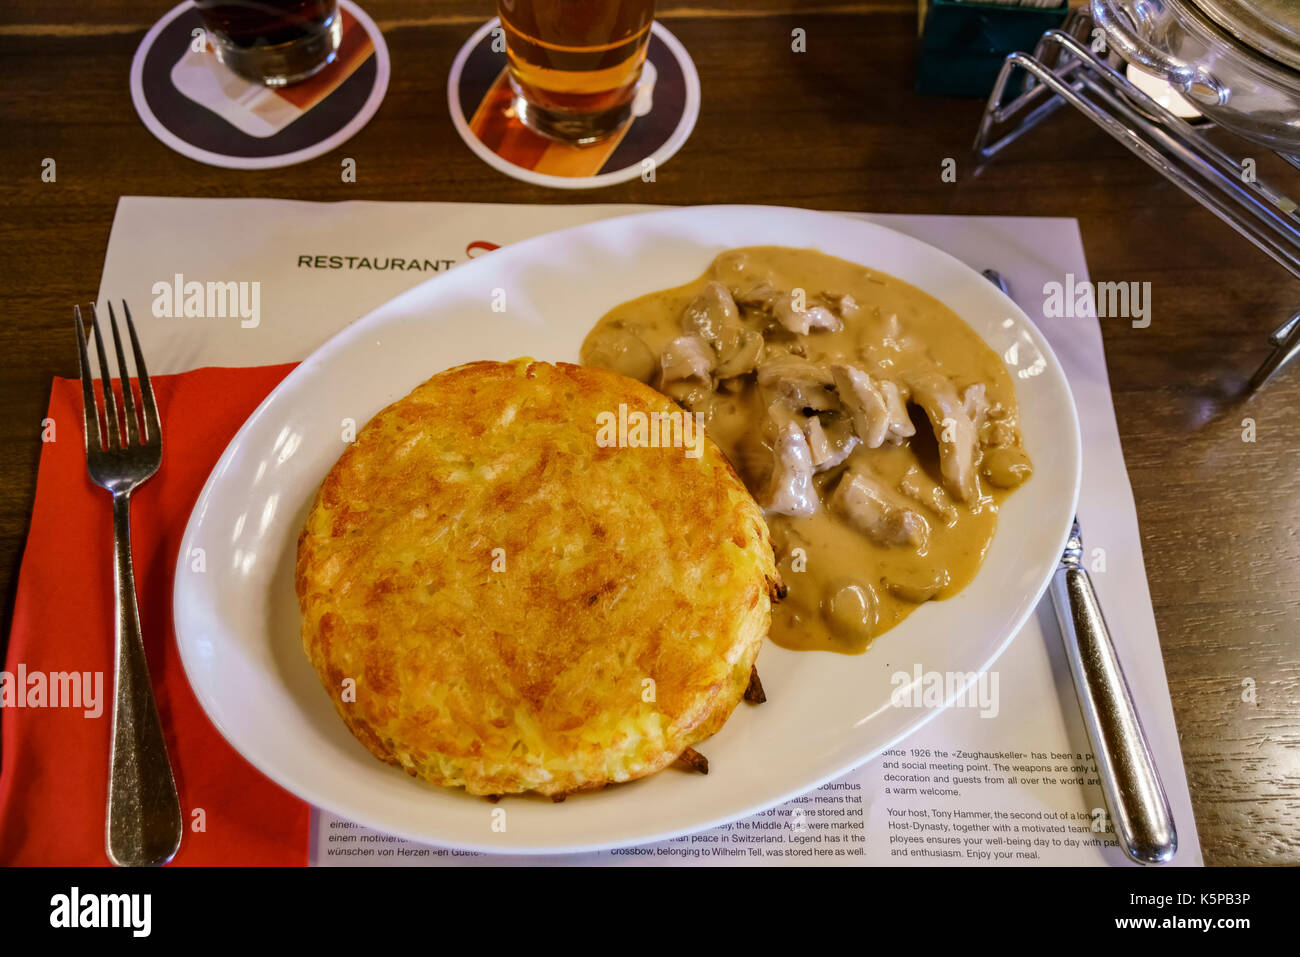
[1,0,1296,865]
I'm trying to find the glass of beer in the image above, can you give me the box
[498,0,656,144]
[195,0,343,87]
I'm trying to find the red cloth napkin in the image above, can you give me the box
[0,364,311,865]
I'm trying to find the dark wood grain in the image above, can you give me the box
[0,0,1296,865]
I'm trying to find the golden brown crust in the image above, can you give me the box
[296,359,778,796]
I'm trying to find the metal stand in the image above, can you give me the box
[973,9,1300,390]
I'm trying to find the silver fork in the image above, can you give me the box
[75,301,182,867]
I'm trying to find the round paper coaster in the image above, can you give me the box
[130,1,390,170]
[448,18,700,190]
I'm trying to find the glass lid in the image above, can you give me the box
[1191,0,1300,71]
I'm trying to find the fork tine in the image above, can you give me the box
[121,301,159,443]
[88,302,121,450]
[106,302,140,446]
[73,306,102,452]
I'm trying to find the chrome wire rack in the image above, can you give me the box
[973,8,1300,391]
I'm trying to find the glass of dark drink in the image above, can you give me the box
[498,0,656,144]
[194,0,342,87]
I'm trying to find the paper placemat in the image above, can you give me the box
[96,197,1202,866]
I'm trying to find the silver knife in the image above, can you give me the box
[1051,519,1177,864]
[983,268,1177,865]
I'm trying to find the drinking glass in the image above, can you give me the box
[497,0,656,144]
[195,0,343,87]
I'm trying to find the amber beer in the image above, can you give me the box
[498,0,656,143]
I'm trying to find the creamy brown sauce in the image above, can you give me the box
[581,247,1032,654]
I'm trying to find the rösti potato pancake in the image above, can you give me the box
[296,358,780,797]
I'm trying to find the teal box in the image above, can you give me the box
[916,0,1068,98]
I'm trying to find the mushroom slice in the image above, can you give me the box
[772,292,843,335]
[734,281,779,311]
[764,418,819,518]
[982,446,1033,489]
[906,369,980,503]
[757,352,837,411]
[879,379,916,444]
[831,364,890,448]
[660,335,714,385]
[830,468,930,549]
[714,328,764,379]
[884,568,951,603]
[823,578,879,644]
[681,280,741,346]
[712,250,752,283]
[582,327,657,384]
[803,415,859,471]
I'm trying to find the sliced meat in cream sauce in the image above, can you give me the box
[581,246,1032,653]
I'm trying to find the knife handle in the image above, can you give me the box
[1050,562,1177,865]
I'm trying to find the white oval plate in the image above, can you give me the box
[174,205,1081,854]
